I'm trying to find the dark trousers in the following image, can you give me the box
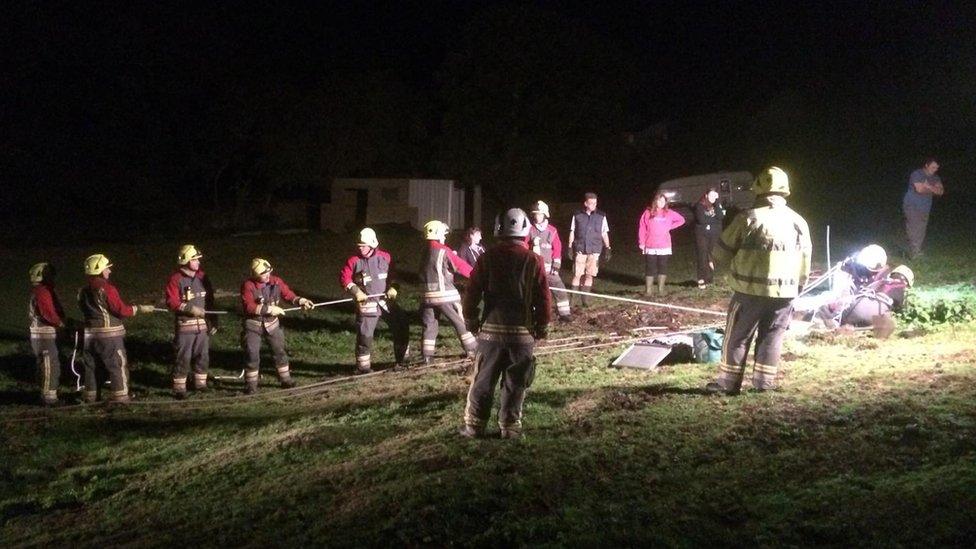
[695,229,719,282]
[716,292,793,391]
[903,204,930,256]
[356,302,410,369]
[242,326,290,385]
[83,335,130,402]
[547,273,571,317]
[421,302,477,359]
[464,339,536,433]
[31,337,61,403]
[644,254,670,277]
[173,331,210,390]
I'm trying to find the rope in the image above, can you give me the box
[551,288,727,317]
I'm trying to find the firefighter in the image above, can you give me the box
[706,167,812,395]
[164,245,217,399]
[29,262,67,406]
[419,220,478,363]
[340,228,409,373]
[78,254,156,403]
[240,258,313,393]
[567,192,610,307]
[460,208,551,439]
[526,200,572,321]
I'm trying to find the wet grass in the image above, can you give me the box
[1,228,975,546]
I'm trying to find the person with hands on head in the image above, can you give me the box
[164,245,217,399]
[340,228,410,374]
[460,208,551,440]
[77,254,155,404]
[240,257,312,394]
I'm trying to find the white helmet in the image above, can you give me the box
[855,244,887,272]
[499,208,530,238]
[530,200,550,219]
[358,228,379,248]
[424,220,449,241]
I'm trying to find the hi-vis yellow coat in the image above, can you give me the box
[712,196,812,298]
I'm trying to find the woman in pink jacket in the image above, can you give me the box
[638,191,686,295]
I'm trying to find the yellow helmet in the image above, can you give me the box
[250,258,272,277]
[530,200,550,219]
[29,262,53,284]
[752,166,790,196]
[84,254,112,276]
[424,220,449,240]
[358,228,379,248]
[890,265,915,288]
[177,244,203,266]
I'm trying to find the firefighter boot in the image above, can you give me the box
[193,373,209,392]
[645,276,655,296]
[276,364,296,389]
[172,377,188,400]
[657,275,667,296]
[458,424,485,438]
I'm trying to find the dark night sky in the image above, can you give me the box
[4,1,975,240]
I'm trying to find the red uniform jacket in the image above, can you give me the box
[30,282,65,328]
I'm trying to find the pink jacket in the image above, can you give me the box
[638,208,686,249]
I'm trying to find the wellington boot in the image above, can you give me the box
[657,275,667,295]
[570,285,581,306]
[645,276,655,296]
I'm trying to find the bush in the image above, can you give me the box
[898,284,976,326]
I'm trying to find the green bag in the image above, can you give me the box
[692,329,724,364]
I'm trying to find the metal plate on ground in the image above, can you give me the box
[611,341,673,370]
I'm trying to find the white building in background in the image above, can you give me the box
[320,178,481,233]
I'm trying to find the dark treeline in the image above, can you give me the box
[4,2,975,244]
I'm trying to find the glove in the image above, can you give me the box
[352,287,368,303]
[385,287,398,301]
[137,304,157,314]
[297,297,313,311]
[465,318,480,335]
[533,325,548,340]
[266,305,286,316]
[551,260,561,275]
[186,305,206,318]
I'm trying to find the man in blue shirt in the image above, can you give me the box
[903,158,944,259]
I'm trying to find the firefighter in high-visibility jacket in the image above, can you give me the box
[164,245,217,399]
[240,258,313,393]
[526,200,572,321]
[77,254,156,403]
[340,228,410,373]
[461,208,551,439]
[707,167,812,394]
[419,220,478,363]
[29,263,67,406]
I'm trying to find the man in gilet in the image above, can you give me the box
[567,192,610,307]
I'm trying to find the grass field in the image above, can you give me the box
[1,220,975,546]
